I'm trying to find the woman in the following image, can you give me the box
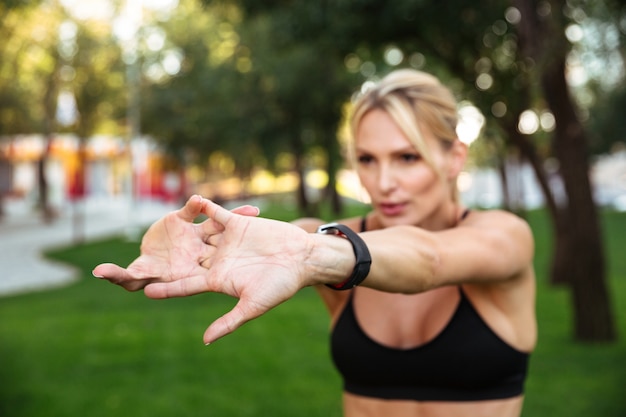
[94,69,536,417]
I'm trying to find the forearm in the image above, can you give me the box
[360,226,440,293]
[305,225,440,294]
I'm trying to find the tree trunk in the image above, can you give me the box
[38,137,57,222]
[40,62,60,223]
[290,127,315,217]
[71,138,87,244]
[541,56,615,341]
[508,125,571,285]
[497,152,511,212]
[514,0,616,341]
[323,125,342,216]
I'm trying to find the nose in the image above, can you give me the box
[377,164,397,194]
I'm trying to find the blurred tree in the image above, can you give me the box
[58,18,126,242]
[138,1,258,192]
[0,1,66,222]
[234,9,359,215]
[140,0,360,214]
[579,0,626,155]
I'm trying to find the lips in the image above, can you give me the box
[379,202,406,216]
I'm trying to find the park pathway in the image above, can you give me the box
[0,197,177,297]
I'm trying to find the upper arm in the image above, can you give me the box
[435,210,534,286]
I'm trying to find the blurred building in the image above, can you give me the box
[0,134,185,211]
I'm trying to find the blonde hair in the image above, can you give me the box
[349,68,460,199]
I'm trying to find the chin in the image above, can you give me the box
[378,214,417,228]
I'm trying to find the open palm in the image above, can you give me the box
[92,195,259,291]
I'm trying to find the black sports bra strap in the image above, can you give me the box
[360,216,368,232]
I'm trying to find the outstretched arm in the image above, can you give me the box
[94,198,533,345]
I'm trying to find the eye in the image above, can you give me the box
[357,154,374,164]
[400,153,421,163]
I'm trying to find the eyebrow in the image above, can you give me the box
[355,146,418,154]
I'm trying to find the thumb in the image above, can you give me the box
[176,194,204,222]
[203,299,262,345]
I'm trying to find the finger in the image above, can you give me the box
[198,204,258,239]
[203,300,259,344]
[93,263,147,291]
[199,216,225,236]
[92,263,133,280]
[143,276,209,299]
[177,195,204,222]
[201,199,235,226]
[230,205,260,217]
[207,234,222,247]
[198,243,218,268]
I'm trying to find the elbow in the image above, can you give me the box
[422,245,442,291]
[398,253,439,294]
[398,226,442,294]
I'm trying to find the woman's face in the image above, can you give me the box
[355,109,457,230]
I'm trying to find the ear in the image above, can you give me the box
[446,139,468,180]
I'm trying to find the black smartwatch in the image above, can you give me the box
[316,223,372,290]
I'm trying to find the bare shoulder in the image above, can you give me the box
[438,209,535,284]
[464,208,530,227]
[463,209,534,248]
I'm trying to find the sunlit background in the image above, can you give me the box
[1,3,626,417]
[1,0,625,219]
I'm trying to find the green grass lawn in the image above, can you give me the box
[0,202,624,417]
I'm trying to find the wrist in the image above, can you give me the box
[303,232,356,287]
[316,223,372,290]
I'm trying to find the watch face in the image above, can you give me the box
[317,223,341,234]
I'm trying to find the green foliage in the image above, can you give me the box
[0,0,35,10]
[0,3,63,135]
[69,25,125,138]
[0,2,127,138]
[587,83,626,154]
[0,205,625,416]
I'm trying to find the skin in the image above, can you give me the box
[93,109,537,417]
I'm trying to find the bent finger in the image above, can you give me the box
[177,195,204,222]
[230,205,260,217]
[201,199,235,227]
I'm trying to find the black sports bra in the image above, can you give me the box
[330,214,530,402]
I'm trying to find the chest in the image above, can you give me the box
[347,286,460,350]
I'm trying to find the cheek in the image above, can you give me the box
[356,168,375,189]
[406,166,440,193]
